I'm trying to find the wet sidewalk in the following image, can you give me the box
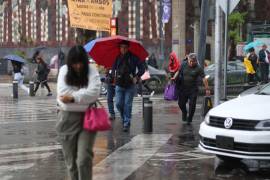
[0,83,269,180]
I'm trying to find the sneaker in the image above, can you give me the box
[47,92,52,96]
[123,126,130,132]
[150,91,155,96]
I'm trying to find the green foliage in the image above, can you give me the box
[14,50,26,59]
[228,12,247,43]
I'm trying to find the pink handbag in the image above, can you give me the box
[83,101,111,132]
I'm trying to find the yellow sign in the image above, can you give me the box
[67,0,112,32]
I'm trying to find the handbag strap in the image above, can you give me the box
[96,100,104,108]
[88,99,104,108]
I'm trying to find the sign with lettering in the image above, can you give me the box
[67,0,113,32]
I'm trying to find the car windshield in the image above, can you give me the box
[257,84,270,95]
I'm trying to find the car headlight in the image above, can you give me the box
[255,120,270,130]
[204,113,210,125]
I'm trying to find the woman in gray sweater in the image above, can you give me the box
[56,45,101,180]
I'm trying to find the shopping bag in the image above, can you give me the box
[201,96,213,116]
[83,101,111,132]
[164,82,178,101]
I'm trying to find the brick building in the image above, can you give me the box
[0,0,172,60]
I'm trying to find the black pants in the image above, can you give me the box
[34,80,51,93]
[259,63,269,83]
[178,88,198,122]
[247,74,255,84]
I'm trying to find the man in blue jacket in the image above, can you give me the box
[112,40,145,132]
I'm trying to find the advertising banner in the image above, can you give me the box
[162,0,171,23]
[67,0,113,32]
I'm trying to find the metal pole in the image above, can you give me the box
[57,0,61,77]
[142,95,150,118]
[198,0,209,67]
[143,100,153,133]
[214,1,221,106]
[160,0,165,68]
[223,0,230,101]
[29,81,35,96]
[13,81,18,99]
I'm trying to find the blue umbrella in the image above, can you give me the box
[244,40,264,51]
[83,39,98,53]
[3,54,26,63]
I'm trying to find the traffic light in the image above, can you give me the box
[110,18,118,36]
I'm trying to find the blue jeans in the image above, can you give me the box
[107,84,115,117]
[115,85,135,127]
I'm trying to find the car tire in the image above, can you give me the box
[216,155,241,162]
[145,78,160,90]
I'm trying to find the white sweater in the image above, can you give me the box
[57,64,101,112]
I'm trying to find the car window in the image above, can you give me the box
[227,63,237,71]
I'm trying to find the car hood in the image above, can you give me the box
[209,94,270,120]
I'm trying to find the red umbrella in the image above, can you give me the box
[85,35,149,68]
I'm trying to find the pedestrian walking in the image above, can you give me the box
[137,61,154,96]
[32,50,52,96]
[258,44,270,84]
[246,47,259,84]
[112,40,145,132]
[168,52,180,81]
[105,68,116,120]
[11,61,29,94]
[56,45,101,180]
[176,53,210,125]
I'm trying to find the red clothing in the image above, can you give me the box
[168,52,180,73]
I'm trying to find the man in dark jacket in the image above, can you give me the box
[177,53,210,125]
[112,40,145,132]
[258,44,270,84]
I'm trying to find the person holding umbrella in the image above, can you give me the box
[11,60,29,95]
[32,50,52,96]
[112,40,145,132]
[3,54,29,95]
[84,36,148,132]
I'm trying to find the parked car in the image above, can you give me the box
[199,85,270,161]
[99,64,167,96]
[205,60,247,85]
[145,65,167,91]
[239,82,270,97]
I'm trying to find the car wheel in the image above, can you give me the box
[216,155,241,162]
[146,78,160,90]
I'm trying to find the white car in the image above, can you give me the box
[199,85,270,160]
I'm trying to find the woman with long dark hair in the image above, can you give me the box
[56,45,101,180]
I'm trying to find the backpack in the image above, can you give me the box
[115,58,134,88]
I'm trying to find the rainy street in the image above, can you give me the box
[0,84,270,180]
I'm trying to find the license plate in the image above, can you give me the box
[216,136,234,150]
